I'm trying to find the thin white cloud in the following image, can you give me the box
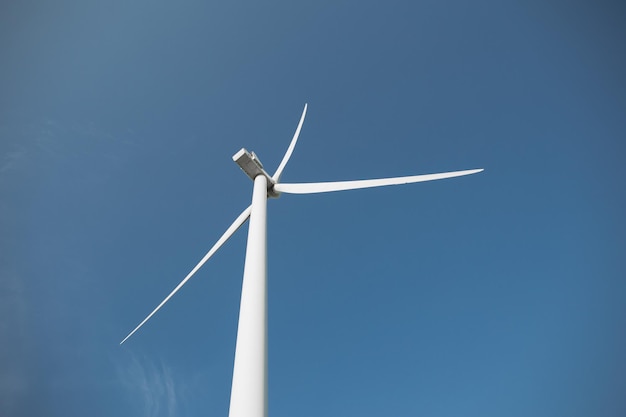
[0,270,30,416]
[0,118,139,180]
[0,147,26,173]
[117,353,182,417]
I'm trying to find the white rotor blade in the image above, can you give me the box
[120,205,252,345]
[272,103,308,182]
[274,169,484,194]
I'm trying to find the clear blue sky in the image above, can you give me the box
[1,1,625,416]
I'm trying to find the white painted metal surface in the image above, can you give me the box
[120,104,484,417]
[272,103,307,182]
[233,148,275,185]
[229,175,268,417]
[274,169,484,194]
[120,205,252,345]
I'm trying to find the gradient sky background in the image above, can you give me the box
[1,1,625,416]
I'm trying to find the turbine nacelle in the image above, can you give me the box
[232,148,280,198]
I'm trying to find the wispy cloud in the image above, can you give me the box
[0,269,30,416]
[117,353,183,417]
[0,147,26,173]
[0,118,139,181]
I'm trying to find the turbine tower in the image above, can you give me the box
[120,104,483,417]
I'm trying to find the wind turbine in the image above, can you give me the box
[120,104,483,417]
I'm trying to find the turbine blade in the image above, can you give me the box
[274,169,484,194]
[272,103,308,182]
[120,205,252,345]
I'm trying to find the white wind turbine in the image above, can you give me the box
[120,104,483,417]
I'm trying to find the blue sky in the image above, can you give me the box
[1,1,625,416]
